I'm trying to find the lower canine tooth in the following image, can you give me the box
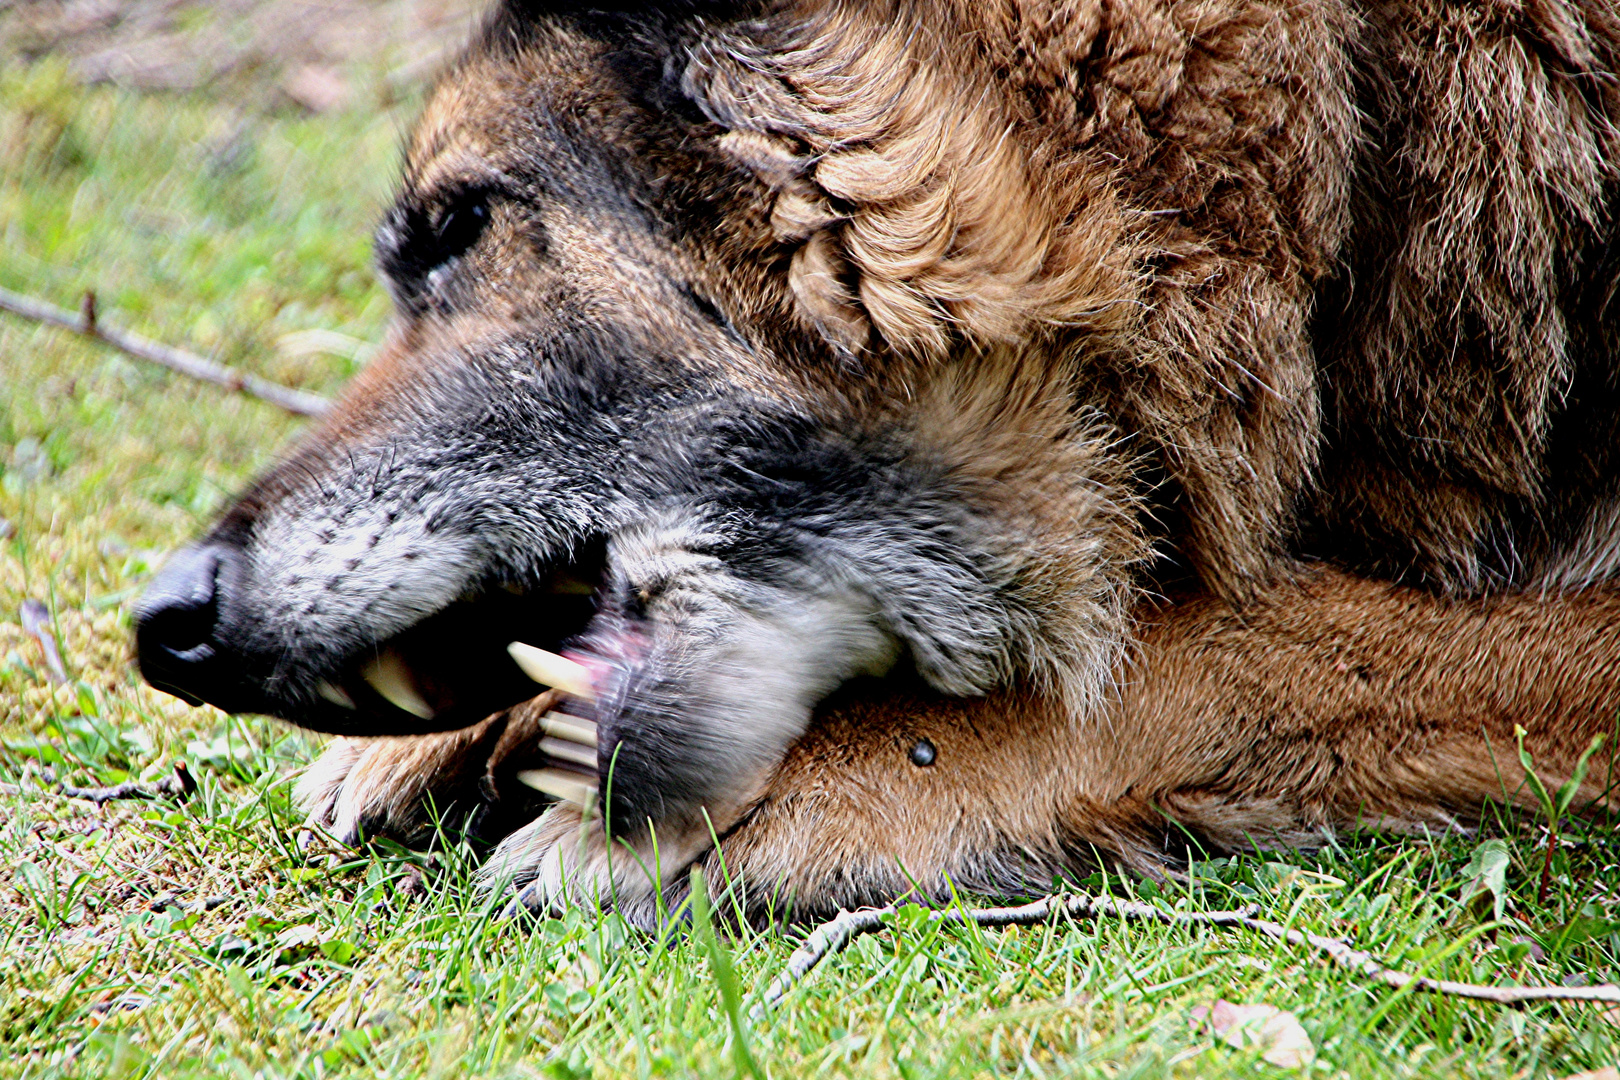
[359,649,435,720]
[316,679,356,709]
[516,768,596,806]
[507,642,595,701]
[541,711,598,748]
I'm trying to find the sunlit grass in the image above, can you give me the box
[1,56,1616,1080]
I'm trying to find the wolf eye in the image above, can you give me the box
[376,187,498,311]
[433,193,490,265]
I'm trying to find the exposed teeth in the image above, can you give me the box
[516,768,596,806]
[541,711,599,748]
[359,648,435,720]
[316,679,356,709]
[540,736,596,771]
[314,680,356,712]
[507,642,595,701]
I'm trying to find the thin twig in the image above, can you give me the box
[146,891,233,914]
[0,285,331,417]
[1,762,198,806]
[755,892,1620,1015]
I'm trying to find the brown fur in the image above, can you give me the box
[678,0,1620,598]
[689,0,1357,593]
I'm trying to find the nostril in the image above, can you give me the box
[135,542,261,714]
[142,604,216,659]
[135,544,228,666]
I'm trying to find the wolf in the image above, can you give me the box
[136,0,1619,925]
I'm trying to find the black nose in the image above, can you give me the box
[135,543,243,709]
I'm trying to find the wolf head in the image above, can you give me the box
[135,3,1148,835]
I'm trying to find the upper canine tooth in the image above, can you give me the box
[541,711,599,749]
[507,642,595,701]
[316,679,356,709]
[516,768,596,806]
[359,648,435,720]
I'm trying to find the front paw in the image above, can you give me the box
[482,782,769,928]
[295,698,558,848]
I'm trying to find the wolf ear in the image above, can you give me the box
[486,0,757,34]
[473,0,752,64]
[686,7,1139,360]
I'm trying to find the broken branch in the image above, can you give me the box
[57,761,197,805]
[757,892,1620,1014]
[0,285,331,418]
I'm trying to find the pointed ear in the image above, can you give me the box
[685,7,1141,360]
[482,0,758,39]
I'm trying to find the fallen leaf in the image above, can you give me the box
[8,437,53,483]
[1193,1000,1317,1069]
[1508,933,1547,963]
[282,64,349,113]
[20,598,68,683]
[1460,838,1510,922]
[1555,1068,1618,1080]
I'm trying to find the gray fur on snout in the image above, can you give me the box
[248,495,479,665]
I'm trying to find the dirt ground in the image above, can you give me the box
[1,0,484,109]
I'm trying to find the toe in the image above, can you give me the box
[293,737,365,827]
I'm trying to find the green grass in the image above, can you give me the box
[2,56,1618,1080]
